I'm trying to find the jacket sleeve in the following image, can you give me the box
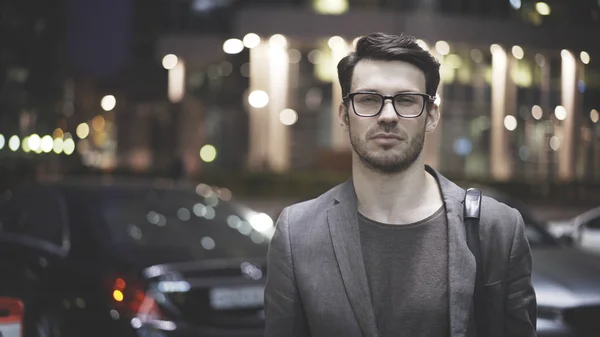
[506,209,537,336]
[264,207,310,337]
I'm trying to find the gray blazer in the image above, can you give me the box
[264,166,537,337]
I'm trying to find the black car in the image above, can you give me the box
[0,179,271,337]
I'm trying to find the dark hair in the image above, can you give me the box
[337,32,441,100]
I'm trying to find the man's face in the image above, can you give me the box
[338,59,439,174]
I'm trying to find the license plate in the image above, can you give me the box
[0,322,22,337]
[209,285,264,310]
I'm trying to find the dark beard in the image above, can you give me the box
[349,122,425,174]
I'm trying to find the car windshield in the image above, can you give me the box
[60,185,270,267]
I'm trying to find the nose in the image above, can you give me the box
[377,98,398,124]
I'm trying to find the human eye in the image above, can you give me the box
[355,94,381,104]
[395,94,419,105]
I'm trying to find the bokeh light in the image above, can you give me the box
[92,115,106,131]
[243,33,261,48]
[269,34,287,48]
[512,46,524,59]
[200,144,217,163]
[101,95,116,111]
[279,109,298,126]
[591,109,599,123]
[76,123,90,139]
[580,51,590,64]
[554,105,567,120]
[63,138,75,155]
[435,41,450,55]
[504,115,518,131]
[8,136,20,152]
[248,90,269,108]
[416,39,429,51]
[327,36,345,50]
[535,2,551,16]
[223,38,244,54]
[53,138,64,154]
[40,135,53,153]
[28,134,41,151]
[531,105,543,120]
[550,136,560,151]
[53,128,64,139]
[162,54,178,70]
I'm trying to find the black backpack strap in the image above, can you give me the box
[464,188,484,336]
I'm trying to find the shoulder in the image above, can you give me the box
[478,193,527,259]
[279,182,343,224]
[480,194,522,228]
[273,183,345,248]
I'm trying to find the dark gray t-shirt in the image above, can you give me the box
[358,206,449,337]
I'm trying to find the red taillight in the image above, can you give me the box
[0,298,24,337]
[115,278,126,290]
[110,277,138,308]
[109,277,166,320]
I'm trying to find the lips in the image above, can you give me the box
[371,133,402,140]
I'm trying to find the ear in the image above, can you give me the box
[425,103,440,133]
[338,103,350,131]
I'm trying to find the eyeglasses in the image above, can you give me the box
[343,92,436,118]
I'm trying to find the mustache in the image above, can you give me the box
[366,124,407,138]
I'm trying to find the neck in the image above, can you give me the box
[352,155,442,224]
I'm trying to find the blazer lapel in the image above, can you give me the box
[327,181,378,337]
[428,166,477,337]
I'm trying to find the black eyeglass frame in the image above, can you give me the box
[343,91,436,118]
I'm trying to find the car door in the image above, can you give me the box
[0,185,71,337]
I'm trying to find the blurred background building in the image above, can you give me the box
[1,0,600,189]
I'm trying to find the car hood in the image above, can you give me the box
[532,247,600,308]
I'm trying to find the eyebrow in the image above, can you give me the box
[353,89,423,94]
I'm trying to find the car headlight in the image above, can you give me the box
[537,306,564,321]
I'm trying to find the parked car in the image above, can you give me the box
[0,179,272,337]
[547,206,600,255]
[478,187,600,337]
